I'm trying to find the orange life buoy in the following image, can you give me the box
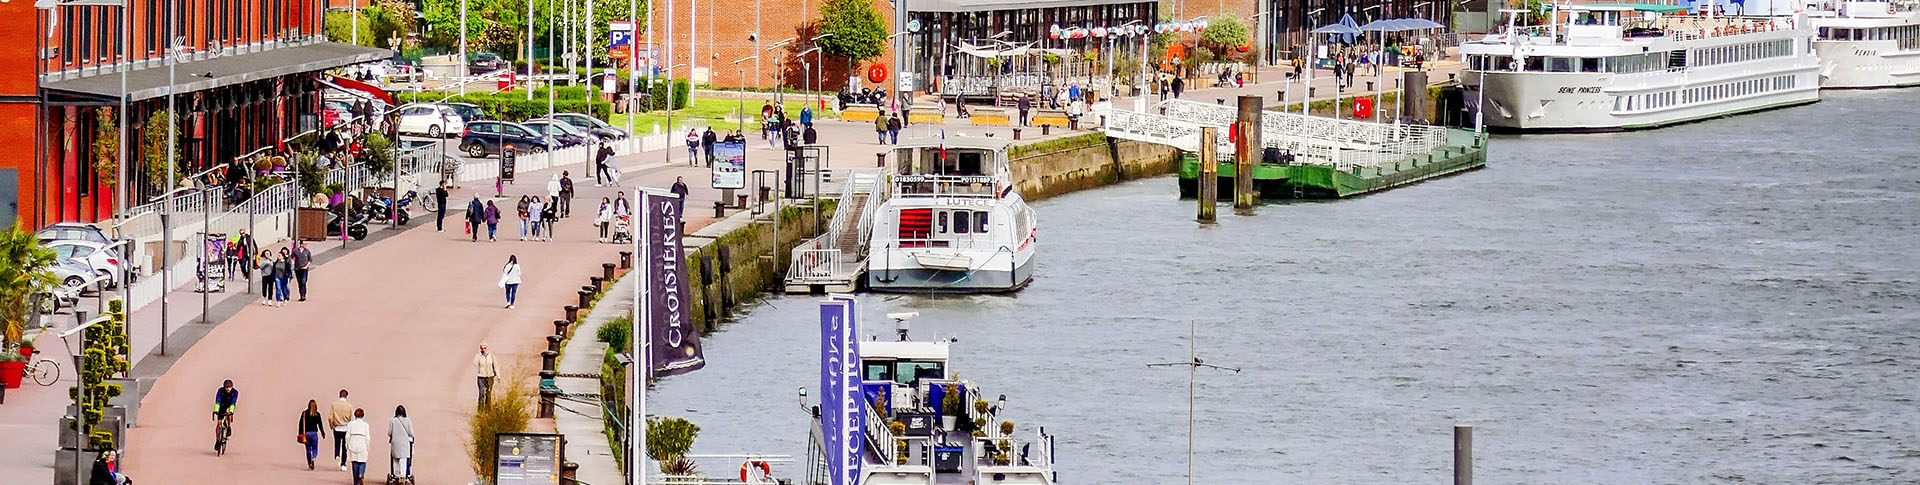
[867,64,889,83]
[1353,97,1375,118]
[740,460,773,483]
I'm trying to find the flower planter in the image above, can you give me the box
[104,378,140,426]
[60,412,125,450]
[0,360,24,389]
[53,449,101,485]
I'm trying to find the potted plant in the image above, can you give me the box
[888,420,906,438]
[1,225,58,388]
[991,450,1011,466]
[940,387,963,430]
[325,183,348,206]
[1000,420,1015,436]
[0,349,25,389]
[895,439,909,464]
[973,399,990,415]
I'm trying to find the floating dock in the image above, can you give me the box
[1177,128,1487,199]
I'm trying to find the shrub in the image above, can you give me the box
[465,368,534,481]
[597,315,631,354]
[646,416,701,474]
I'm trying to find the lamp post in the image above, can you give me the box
[183,165,223,322]
[664,62,687,164]
[797,47,821,113]
[808,33,834,111]
[731,55,759,135]
[766,38,796,106]
[1146,321,1240,485]
[1108,20,1140,101]
[460,0,469,95]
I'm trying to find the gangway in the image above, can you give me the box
[784,170,884,293]
[1104,98,1455,170]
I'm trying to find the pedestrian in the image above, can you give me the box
[498,255,522,309]
[1017,95,1031,126]
[298,399,325,470]
[684,129,699,165]
[613,191,631,217]
[257,250,277,305]
[1171,76,1185,99]
[90,449,132,485]
[516,195,531,241]
[800,105,813,126]
[230,229,256,284]
[759,101,774,137]
[595,197,613,242]
[346,408,370,485]
[803,124,818,145]
[328,390,354,471]
[483,200,501,241]
[558,171,574,217]
[465,195,484,242]
[541,198,559,241]
[701,127,717,167]
[875,111,888,144]
[887,114,901,145]
[545,174,563,215]
[388,405,414,479]
[594,143,613,186]
[527,196,545,240]
[473,343,498,406]
[272,248,293,305]
[670,176,689,202]
[292,241,312,302]
[433,182,450,232]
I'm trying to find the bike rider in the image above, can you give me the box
[213,379,239,451]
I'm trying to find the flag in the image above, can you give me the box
[638,190,704,377]
[820,296,863,485]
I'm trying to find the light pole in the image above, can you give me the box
[59,314,112,482]
[460,0,468,95]
[731,55,759,135]
[160,24,185,357]
[526,0,536,101]
[184,165,223,322]
[1146,320,1240,485]
[766,38,796,106]
[1109,20,1140,101]
[664,62,686,164]
[807,33,833,110]
[798,47,821,113]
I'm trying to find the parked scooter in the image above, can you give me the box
[327,198,373,240]
[365,191,413,226]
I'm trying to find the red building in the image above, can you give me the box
[1,0,385,229]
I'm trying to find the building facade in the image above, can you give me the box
[1,0,384,228]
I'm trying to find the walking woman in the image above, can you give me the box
[594,197,612,242]
[273,247,294,305]
[257,250,277,306]
[541,197,559,242]
[516,195,531,241]
[498,255,523,309]
[483,200,501,242]
[528,197,546,241]
[298,400,325,470]
[388,405,414,479]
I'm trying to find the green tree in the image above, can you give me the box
[0,224,58,349]
[1200,15,1250,49]
[324,7,407,48]
[645,416,700,474]
[816,0,888,63]
[141,110,182,193]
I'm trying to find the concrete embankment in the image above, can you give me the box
[1009,132,1185,202]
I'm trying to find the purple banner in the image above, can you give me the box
[642,190,704,377]
[820,296,863,485]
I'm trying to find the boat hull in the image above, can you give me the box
[867,257,1033,293]
[1814,41,1920,88]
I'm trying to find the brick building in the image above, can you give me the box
[2,0,385,228]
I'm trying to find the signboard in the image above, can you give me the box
[500,148,517,183]
[896,72,915,92]
[640,190,705,377]
[493,432,563,484]
[819,295,863,485]
[711,141,745,189]
[609,20,634,54]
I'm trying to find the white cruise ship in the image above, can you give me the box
[1808,0,1920,87]
[1460,4,1821,131]
[866,135,1036,293]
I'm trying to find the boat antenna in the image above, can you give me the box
[1147,320,1240,485]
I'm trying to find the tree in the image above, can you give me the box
[646,416,701,474]
[816,0,888,63]
[0,224,58,349]
[324,6,407,48]
[141,110,182,194]
[91,107,119,188]
[1201,15,1250,50]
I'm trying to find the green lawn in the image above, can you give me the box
[607,97,834,134]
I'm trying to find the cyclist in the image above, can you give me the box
[213,379,239,452]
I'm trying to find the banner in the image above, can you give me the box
[711,141,745,189]
[819,295,863,485]
[640,190,705,377]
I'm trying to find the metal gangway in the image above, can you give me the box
[783,170,884,293]
[1103,98,1453,170]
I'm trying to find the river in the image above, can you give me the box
[649,89,1920,483]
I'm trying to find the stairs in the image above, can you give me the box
[834,192,870,255]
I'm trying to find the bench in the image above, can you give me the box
[841,104,881,123]
[969,107,1012,126]
[906,104,946,124]
[1030,109,1072,127]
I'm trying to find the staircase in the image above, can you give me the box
[785,171,883,293]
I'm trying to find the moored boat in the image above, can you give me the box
[865,135,1036,293]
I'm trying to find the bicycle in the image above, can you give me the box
[22,349,59,386]
[213,412,233,456]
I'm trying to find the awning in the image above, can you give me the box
[1359,18,1448,32]
[910,0,1147,13]
[40,42,390,102]
[318,74,395,105]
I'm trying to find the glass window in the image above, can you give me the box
[954,211,970,234]
[938,211,949,233]
[864,362,894,382]
[1580,57,1601,72]
[72,246,95,258]
[976,211,989,233]
[1549,57,1573,72]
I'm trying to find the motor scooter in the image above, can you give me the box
[327,198,373,240]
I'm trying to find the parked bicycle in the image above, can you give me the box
[23,349,60,386]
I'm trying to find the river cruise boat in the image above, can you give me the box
[807,325,1059,485]
[1807,0,1920,87]
[1460,3,1821,131]
[866,135,1036,293]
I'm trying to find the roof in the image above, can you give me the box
[41,42,390,102]
[862,341,951,361]
[1574,3,1690,12]
[909,0,1149,13]
[894,134,1014,151]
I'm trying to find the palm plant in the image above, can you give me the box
[0,224,58,349]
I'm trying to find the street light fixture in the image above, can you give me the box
[731,55,760,135]
[767,38,798,105]
[799,47,824,112]
[808,34,835,109]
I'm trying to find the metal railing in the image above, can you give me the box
[864,400,898,465]
[891,174,999,198]
[785,170,880,283]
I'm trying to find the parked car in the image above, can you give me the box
[521,119,596,148]
[395,103,466,138]
[548,113,629,140]
[468,53,504,74]
[34,222,112,246]
[44,239,128,289]
[49,257,99,290]
[443,102,486,123]
[34,259,96,313]
[460,121,551,158]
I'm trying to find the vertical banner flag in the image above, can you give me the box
[712,141,746,190]
[640,189,705,377]
[819,295,864,485]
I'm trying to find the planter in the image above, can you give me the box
[53,449,101,485]
[104,378,140,426]
[59,413,124,450]
[296,207,331,241]
[0,360,22,389]
[328,193,346,206]
[940,415,957,431]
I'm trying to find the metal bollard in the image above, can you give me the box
[602,263,616,282]
[1041,125,1050,136]
[876,152,886,167]
[589,276,604,292]
[712,201,726,218]
[619,251,632,269]
[547,334,564,353]
[562,462,579,484]
[577,289,593,309]
[537,370,557,419]
[564,304,579,323]
[554,319,571,337]
[1012,128,1022,140]
[541,350,559,372]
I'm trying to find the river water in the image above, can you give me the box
[650,89,1920,483]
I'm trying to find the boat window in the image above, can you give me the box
[976,211,989,233]
[954,211,970,234]
[1524,56,1544,71]
[937,211,948,233]
[1548,57,1573,72]
[865,362,895,382]
[897,361,945,385]
[1580,57,1601,72]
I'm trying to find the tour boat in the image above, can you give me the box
[1460,3,1821,131]
[866,135,1036,293]
[1807,0,1920,88]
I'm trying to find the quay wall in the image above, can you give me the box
[682,202,836,333]
[1010,133,1184,202]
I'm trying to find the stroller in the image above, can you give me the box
[609,214,634,244]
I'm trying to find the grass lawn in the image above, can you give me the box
[607,97,834,134]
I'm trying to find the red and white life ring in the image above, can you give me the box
[740,460,773,483]
[867,64,889,83]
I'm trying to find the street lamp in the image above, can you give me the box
[798,47,822,111]
[731,55,759,135]
[808,33,834,111]
[1109,20,1141,100]
[663,62,688,164]
[767,38,797,106]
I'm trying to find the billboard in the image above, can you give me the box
[494,433,563,485]
[637,189,705,377]
[819,295,863,485]
[711,141,745,189]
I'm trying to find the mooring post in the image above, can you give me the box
[1454,424,1473,485]
[1234,95,1261,213]
[1197,127,1218,223]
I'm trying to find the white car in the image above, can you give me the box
[44,239,128,289]
[395,103,466,138]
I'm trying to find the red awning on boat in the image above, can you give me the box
[320,73,394,105]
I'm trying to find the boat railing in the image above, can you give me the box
[891,174,1000,198]
[864,404,899,465]
[873,238,1013,252]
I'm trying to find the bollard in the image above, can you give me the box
[577,289,593,309]
[554,319,571,337]
[1234,95,1262,213]
[562,462,579,484]
[582,284,598,296]
[619,251,632,269]
[589,276,604,292]
[1197,127,1218,223]
[876,152,886,167]
[712,201,726,218]
[1455,424,1473,485]
[1012,128,1023,140]
[537,371,557,419]
[602,263,616,282]
[547,334,564,353]
[1041,125,1050,136]
[1367,81,1375,91]
[737,194,748,208]
[541,350,559,372]
[564,304,579,323]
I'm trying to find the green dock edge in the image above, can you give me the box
[1178,128,1489,199]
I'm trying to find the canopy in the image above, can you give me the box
[1359,18,1448,32]
[952,41,1037,58]
[1577,2,1691,12]
[1313,14,1362,43]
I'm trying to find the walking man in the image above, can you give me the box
[558,171,574,217]
[701,127,717,168]
[466,195,484,242]
[1171,76,1185,99]
[328,389,355,471]
[684,129,699,165]
[433,182,450,232]
[875,111,889,144]
[1018,95,1031,126]
[887,114,902,144]
[292,241,313,302]
[473,343,498,406]
[670,176,689,200]
[595,143,614,186]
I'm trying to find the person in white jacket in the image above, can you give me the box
[498,255,523,309]
[346,409,371,485]
[388,405,415,479]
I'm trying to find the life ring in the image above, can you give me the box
[868,64,889,83]
[740,460,773,483]
[1353,97,1375,118]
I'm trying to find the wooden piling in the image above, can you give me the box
[1234,95,1261,213]
[1454,424,1473,485]
[1197,127,1218,223]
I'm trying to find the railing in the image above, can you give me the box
[1105,108,1424,170]
[788,248,845,281]
[786,169,880,283]
[864,402,898,465]
[892,174,1000,198]
[854,172,887,253]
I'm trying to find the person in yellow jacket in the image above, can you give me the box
[327,389,356,471]
[474,343,498,407]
